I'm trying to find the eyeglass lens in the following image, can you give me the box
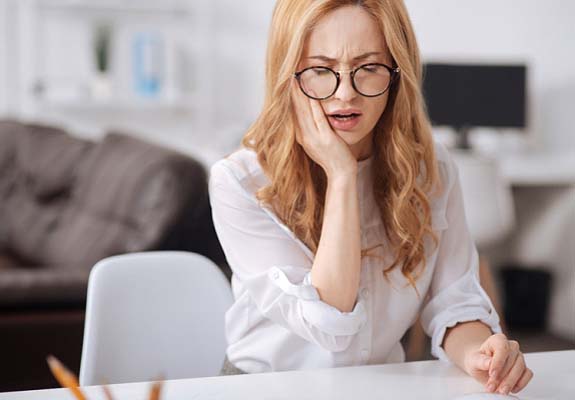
[298,64,392,99]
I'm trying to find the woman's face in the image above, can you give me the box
[298,5,393,160]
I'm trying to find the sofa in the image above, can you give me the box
[0,120,227,390]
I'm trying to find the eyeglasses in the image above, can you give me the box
[294,63,400,100]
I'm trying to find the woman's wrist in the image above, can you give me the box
[444,321,493,372]
[326,172,357,194]
[325,163,358,185]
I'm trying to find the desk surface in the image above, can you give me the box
[1,351,573,400]
[500,151,575,186]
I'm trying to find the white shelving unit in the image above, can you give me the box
[6,0,216,145]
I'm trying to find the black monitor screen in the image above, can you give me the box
[422,63,526,129]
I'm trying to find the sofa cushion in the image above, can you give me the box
[18,123,92,201]
[37,206,139,271]
[0,121,26,250]
[0,123,217,306]
[73,132,207,246]
[0,121,94,264]
[17,131,206,270]
[2,195,63,266]
[0,120,23,183]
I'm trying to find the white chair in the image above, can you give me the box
[450,150,515,249]
[79,251,233,386]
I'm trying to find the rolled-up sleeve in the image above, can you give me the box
[209,161,366,352]
[420,151,502,362]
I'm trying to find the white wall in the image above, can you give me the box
[0,0,22,116]
[211,0,274,138]
[405,0,575,152]
[0,1,6,114]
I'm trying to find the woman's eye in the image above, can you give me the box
[363,66,379,73]
[313,68,331,76]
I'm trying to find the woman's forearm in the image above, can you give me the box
[311,173,361,312]
[443,320,493,371]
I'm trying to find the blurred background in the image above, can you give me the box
[0,0,573,392]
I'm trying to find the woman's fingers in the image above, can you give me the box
[475,334,533,394]
[496,354,527,395]
[486,334,510,383]
[291,79,316,143]
[491,342,520,389]
[464,351,491,385]
[512,367,534,394]
[307,90,332,134]
[290,78,356,176]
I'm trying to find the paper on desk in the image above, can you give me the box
[454,394,544,400]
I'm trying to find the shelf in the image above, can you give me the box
[38,0,192,18]
[12,0,215,131]
[37,96,200,113]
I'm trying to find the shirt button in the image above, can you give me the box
[272,271,279,279]
[361,288,369,298]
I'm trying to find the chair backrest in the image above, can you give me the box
[451,151,515,248]
[79,251,233,386]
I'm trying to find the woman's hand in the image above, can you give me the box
[464,333,533,395]
[290,79,357,179]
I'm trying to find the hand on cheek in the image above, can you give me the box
[290,80,356,177]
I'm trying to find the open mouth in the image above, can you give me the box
[326,110,362,130]
[329,113,361,121]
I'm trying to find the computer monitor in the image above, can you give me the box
[422,62,527,148]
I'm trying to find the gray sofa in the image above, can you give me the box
[0,120,228,391]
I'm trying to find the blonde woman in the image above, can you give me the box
[209,0,532,395]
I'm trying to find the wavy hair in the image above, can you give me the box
[242,0,440,288]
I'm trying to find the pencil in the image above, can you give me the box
[101,384,115,400]
[46,355,87,400]
[149,380,163,400]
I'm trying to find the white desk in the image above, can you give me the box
[1,351,573,400]
[500,151,575,186]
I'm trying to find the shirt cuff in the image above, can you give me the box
[268,266,367,336]
[432,310,502,363]
[422,269,502,362]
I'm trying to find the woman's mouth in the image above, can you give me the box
[327,112,362,131]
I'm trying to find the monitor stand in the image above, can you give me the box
[454,125,472,150]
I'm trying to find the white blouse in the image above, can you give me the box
[209,140,501,373]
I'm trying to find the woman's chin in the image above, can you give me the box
[335,129,369,146]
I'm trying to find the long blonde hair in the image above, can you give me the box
[242,0,440,288]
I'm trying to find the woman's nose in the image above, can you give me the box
[333,73,357,102]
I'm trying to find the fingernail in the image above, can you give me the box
[487,383,496,392]
[500,386,509,395]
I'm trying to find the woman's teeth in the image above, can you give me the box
[332,114,358,120]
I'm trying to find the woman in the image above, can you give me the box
[209,0,532,395]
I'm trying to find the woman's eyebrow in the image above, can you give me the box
[306,51,383,62]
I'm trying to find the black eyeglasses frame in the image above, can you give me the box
[294,62,401,100]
